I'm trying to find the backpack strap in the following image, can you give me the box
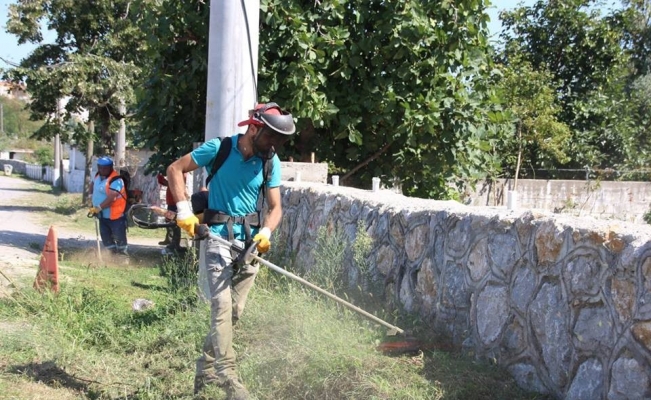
[202,135,273,243]
[260,158,272,207]
[205,136,232,186]
[108,176,126,199]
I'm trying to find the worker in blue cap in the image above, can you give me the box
[88,156,129,260]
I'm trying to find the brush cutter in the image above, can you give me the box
[210,232,405,335]
[128,204,405,336]
[128,204,177,229]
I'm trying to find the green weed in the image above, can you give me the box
[158,249,199,293]
[52,196,80,215]
[0,256,549,400]
[304,224,347,294]
[352,220,373,278]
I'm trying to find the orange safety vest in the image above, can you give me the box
[103,170,128,220]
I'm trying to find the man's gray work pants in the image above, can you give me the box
[195,237,259,385]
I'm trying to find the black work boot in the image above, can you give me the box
[159,227,172,245]
[193,376,205,395]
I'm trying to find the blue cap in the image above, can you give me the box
[97,156,113,166]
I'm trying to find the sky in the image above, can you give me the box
[0,0,534,71]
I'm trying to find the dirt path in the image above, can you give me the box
[0,174,162,293]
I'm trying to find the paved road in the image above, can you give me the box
[0,175,51,287]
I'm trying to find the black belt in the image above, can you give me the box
[203,209,261,242]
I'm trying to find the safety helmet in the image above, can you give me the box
[97,156,113,166]
[237,102,296,135]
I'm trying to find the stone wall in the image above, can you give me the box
[278,182,651,399]
[0,159,26,175]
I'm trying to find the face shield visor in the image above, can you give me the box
[252,125,292,160]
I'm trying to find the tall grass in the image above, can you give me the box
[0,223,551,400]
[158,250,198,292]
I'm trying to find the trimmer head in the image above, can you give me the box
[128,204,176,229]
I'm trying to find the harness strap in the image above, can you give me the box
[227,219,234,242]
[203,209,260,243]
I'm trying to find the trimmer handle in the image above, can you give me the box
[194,223,210,240]
[193,224,259,263]
[237,241,259,264]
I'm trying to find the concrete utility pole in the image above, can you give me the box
[197,0,261,296]
[204,0,259,142]
[197,0,259,192]
[0,103,4,134]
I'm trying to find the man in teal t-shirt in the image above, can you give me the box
[165,102,295,400]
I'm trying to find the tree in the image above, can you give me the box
[256,0,502,198]
[619,0,651,78]
[608,0,651,178]
[496,56,571,187]
[134,0,209,175]
[499,0,631,171]
[3,0,146,155]
[134,0,504,198]
[616,73,651,177]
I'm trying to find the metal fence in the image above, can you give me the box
[25,163,53,182]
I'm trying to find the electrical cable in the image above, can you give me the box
[240,0,258,107]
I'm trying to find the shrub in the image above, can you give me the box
[644,207,651,224]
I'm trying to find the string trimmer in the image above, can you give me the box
[87,211,103,263]
[128,204,405,336]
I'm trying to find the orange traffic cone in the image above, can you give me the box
[34,225,59,293]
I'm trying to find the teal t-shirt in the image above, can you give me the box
[191,134,281,239]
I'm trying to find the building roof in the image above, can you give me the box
[0,81,29,101]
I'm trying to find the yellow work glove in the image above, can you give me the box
[253,227,272,253]
[175,200,199,237]
[88,206,101,216]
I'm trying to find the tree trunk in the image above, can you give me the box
[115,99,126,168]
[82,121,95,206]
[52,98,63,188]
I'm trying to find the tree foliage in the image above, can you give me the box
[499,0,633,171]
[132,0,506,197]
[3,0,146,153]
[620,0,651,78]
[7,0,651,196]
[257,0,502,198]
[0,95,44,140]
[495,56,570,185]
[134,0,209,175]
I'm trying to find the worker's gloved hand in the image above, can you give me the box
[253,227,272,253]
[175,200,199,237]
[88,206,101,216]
